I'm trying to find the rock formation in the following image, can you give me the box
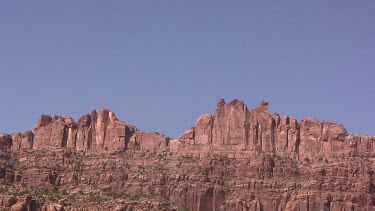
[8,108,169,152]
[1,99,374,211]
[172,99,374,159]
[0,134,12,149]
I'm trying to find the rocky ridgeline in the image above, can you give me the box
[1,99,375,211]
[1,109,169,152]
[172,99,375,159]
[1,99,373,158]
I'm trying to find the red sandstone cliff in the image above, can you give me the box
[7,109,169,152]
[1,99,375,211]
[171,99,373,159]
[3,99,373,158]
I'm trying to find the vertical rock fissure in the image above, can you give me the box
[210,117,214,146]
[61,126,68,148]
[102,127,107,149]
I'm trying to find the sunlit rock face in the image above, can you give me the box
[7,99,372,158]
[2,99,375,211]
[173,99,373,160]
[25,109,168,152]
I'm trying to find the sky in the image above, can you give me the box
[0,1,374,138]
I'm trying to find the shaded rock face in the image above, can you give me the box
[173,99,372,159]
[75,114,91,150]
[0,134,13,149]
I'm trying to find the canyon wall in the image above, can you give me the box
[1,99,375,211]
[171,99,374,159]
[5,109,169,152]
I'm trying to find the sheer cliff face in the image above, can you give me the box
[6,109,168,152]
[1,99,375,211]
[3,99,372,158]
[172,99,373,159]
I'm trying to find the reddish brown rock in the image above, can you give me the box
[35,114,52,127]
[212,99,250,150]
[170,128,194,152]
[2,98,375,211]
[0,196,17,208]
[176,128,194,144]
[74,109,168,151]
[26,109,167,152]
[94,109,115,149]
[0,134,13,149]
[194,114,213,146]
[347,134,375,157]
[10,202,27,211]
[299,119,349,158]
[172,100,269,152]
[272,115,300,157]
[75,114,91,150]
[89,109,98,150]
[33,115,77,149]
[97,109,138,151]
[171,99,251,152]
[4,99,374,158]
[135,131,169,150]
[11,131,33,150]
[249,101,275,152]
[173,99,374,159]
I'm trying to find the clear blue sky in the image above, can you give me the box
[0,1,374,138]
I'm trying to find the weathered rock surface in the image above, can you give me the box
[11,131,33,151]
[1,99,375,211]
[0,134,12,149]
[8,109,169,152]
[172,99,374,159]
[33,115,77,150]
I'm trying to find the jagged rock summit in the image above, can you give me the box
[172,99,373,159]
[2,99,374,160]
[6,108,169,152]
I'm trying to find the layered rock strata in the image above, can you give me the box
[1,99,375,211]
